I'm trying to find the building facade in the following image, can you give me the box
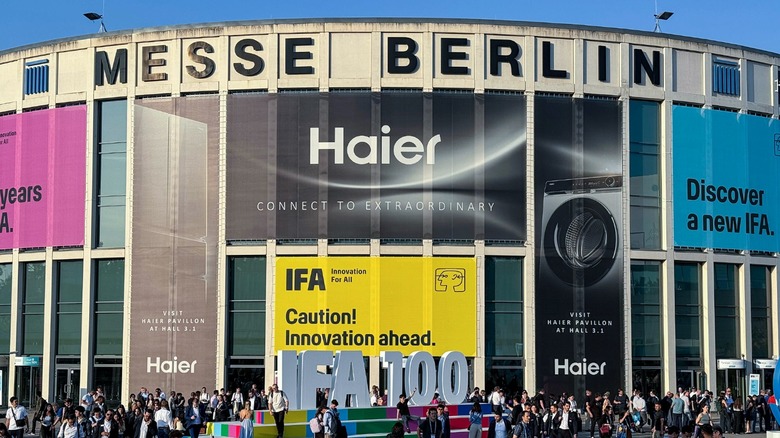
[0,19,778,408]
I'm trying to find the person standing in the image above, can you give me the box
[231,388,244,421]
[6,397,29,438]
[154,401,172,438]
[468,402,483,438]
[40,405,56,438]
[268,384,289,438]
[238,404,254,438]
[323,400,341,438]
[488,412,512,438]
[436,405,450,438]
[56,416,84,438]
[559,402,578,438]
[417,408,442,438]
[513,411,533,438]
[133,410,157,438]
[31,391,47,434]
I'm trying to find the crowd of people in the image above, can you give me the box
[1,384,289,438]
[455,386,778,438]
[2,384,777,438]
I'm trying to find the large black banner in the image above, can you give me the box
[226,92,526,240]
[534,96,624,395]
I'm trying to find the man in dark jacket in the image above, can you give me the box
[417,408,442,438]
[134,410,158,438]
[488,411,512,438]
[559,402,578,438]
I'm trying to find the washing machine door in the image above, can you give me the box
[543,196,619,287]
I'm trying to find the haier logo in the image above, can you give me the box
[147,356,197,374]
[285,268,326,291]
[310,125,442,165]
[554,358,606,375]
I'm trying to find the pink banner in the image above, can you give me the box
[0,106,86,250]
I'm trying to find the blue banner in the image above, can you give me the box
[673,106,780,251]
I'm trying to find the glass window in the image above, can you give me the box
[675,263,702,359]
[714,263,739,358]
[485,257,523,357]
[56,261,83,356]
[93,365,122,408]
[228,257,266,356]
[94,259,124,356]
[95,100,127,248]
[0,264,11,355]
[22,262,45,355]
[629,100,661,250]
[631,261,662,358]
[750,266,772,359]
[485,257,524,397]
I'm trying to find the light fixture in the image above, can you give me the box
[653,0,674,33]
[84,0,107,33]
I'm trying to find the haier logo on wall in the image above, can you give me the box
[554,358,606,376]
[93,36,663,87]
[146,356,198,374]
[310,126,442,165]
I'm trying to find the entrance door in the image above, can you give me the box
[632,368,662,396]
[676,369,695,390]
[14,365,42,407]
[55,368,80,404]
[716,369,746,399]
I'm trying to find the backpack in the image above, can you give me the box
[326,409,345,438]
[309,416,322,434]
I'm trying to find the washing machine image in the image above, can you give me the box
[539,175,622,288]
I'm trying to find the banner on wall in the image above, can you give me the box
[673,107,780,252]
[0,106,86,250]
[533,96,624,395]
[129,96,219,391]
[274,257,477,356]
[226,92,526,241]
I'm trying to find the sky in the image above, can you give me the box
[1,0,779,54]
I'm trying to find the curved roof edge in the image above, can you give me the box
[2,17,779,59]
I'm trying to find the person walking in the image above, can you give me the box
[268,384,289,438]
[488,412,512,438]
[323,400,341,438]
[184,399,203,438]
[6,397,28,438]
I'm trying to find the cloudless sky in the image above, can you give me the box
[1,0,779,54]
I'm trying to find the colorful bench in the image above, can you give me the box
[207,403,499,437]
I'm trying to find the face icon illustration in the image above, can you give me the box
[435,268,466,292]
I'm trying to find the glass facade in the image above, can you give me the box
[93,259,124,356]
[675,263,702,360]
[714,263,739,358]
[485,257,524,395]
[629,100,662,250]
[56,261,83,356]
[750,265,772,359]
[22,262,45,355]
[228,257,267,356]
[631,261,662,358]
[95,100,127,248]
[0,263,10,354]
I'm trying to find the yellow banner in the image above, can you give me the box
[274,257,476,356]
